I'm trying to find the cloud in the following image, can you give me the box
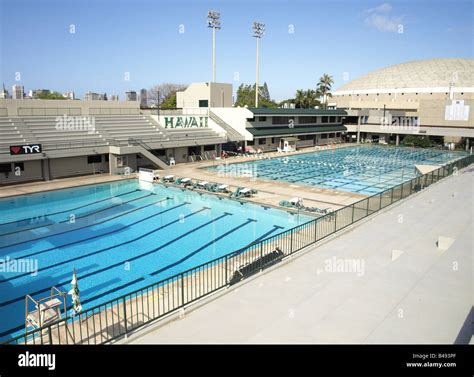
[364,3,403,33]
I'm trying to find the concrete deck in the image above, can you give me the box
[128,166,473,344]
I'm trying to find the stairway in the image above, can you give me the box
[128,138,170,170]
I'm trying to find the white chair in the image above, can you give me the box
[169,157,176,166]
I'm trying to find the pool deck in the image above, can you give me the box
[125,166,473,344]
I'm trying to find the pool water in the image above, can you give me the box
[208,145,467,195]
[0,180,312,341]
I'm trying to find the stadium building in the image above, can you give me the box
[0,84,346,185]
[329,58,474,148]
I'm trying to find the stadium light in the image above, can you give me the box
[253,21,265,107]
[207,11,221,83]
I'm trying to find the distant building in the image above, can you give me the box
[125,91,137,101]
[110,94,119,101]
[29,89,51,99]
[12,85,24,99]
[63,91,75,100]
[84,92,104,101]
[0,84,9,99]
[140,89,147,107]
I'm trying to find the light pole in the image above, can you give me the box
[253,21,265,107]
[207,11,221,83]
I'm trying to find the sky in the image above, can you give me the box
[1,0,473,101]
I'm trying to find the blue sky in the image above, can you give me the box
[1,0,473,100]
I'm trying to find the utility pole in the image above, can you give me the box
[252,21,265,107]
[207,11,221,83]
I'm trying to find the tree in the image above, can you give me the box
[234,83,278,108]
[294,89,320,108]
[147,83,187,108]
[317,74,334,109]
[36,91,65,100]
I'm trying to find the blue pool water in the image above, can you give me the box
[208,145,467,195]
[0,180,312,340]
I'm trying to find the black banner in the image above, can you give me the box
[9,145,42,155]
[0,345,472,377]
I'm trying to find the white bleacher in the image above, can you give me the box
[0,118,27,154]
[94,115,166,142]
[21,116,105,150]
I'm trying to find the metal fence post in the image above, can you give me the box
[122,297,128,334]
[400,183,404,198]
[351,204,355,224]
[366,199,369,216]
[225,256,228,285]
[390,187,394,204]
[181,273,185,307]
[314,219,317,242]
[290,229,294,253]
[334,211,338,232]
[48,326,53,345]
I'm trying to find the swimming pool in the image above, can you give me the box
[0,180,312,341]
[208,145,467,195]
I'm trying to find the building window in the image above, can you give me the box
[271,137,276,144]
[272,116,294,125]
[87,155,102,164]
[198,100,209,107]
[0,163,12,173]
[258,138,266,145]
[247,140,254,146]
[204,144,215,151]
[298,116,317,124]
[321,116,328,123]
[13,162,24,171]
[320,133,328,139]
[105,154,109,162]
[248,117,255,122]
[258,116,267,122]
[329,116,336,122]
[117,156,127,167]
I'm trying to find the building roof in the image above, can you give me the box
[334,58,474,94]
[247,125,347,137]
[248,108,347,116]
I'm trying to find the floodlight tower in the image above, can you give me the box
[253,21,265,107]
[207,11,221,83]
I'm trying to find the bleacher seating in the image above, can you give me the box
[94,115,166,142]
[0,114,226,155]
[0,118,27,155]
[21,116,105,150]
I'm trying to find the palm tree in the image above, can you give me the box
[317,74,334,109]
[295,89,306,108]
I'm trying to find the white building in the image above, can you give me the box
[12,85,24,99]
[176,82,232,108]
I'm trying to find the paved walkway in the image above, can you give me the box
[129,167,473,344]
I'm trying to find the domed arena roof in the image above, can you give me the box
[334,58,474,94]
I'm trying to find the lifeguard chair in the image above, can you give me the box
[25,286,67,332]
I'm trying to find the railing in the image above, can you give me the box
[5,154,473,345]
